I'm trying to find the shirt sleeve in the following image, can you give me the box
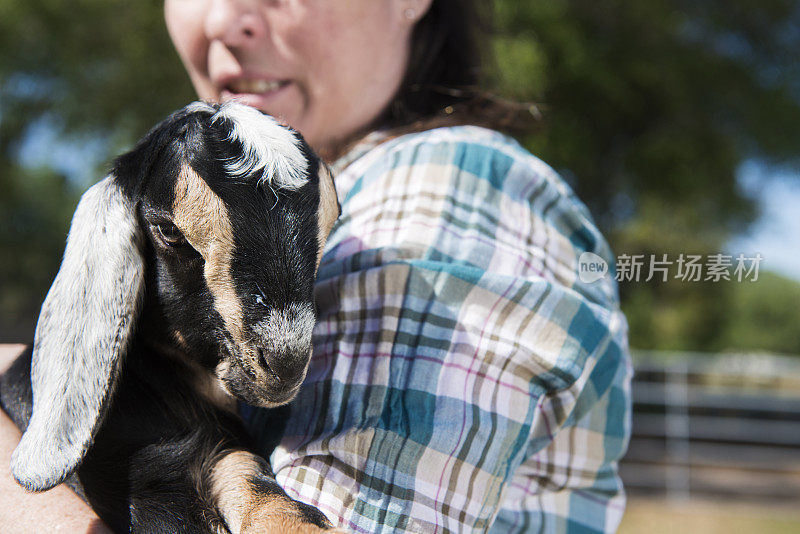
[242,127,632,533]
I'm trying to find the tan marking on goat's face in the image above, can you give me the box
[315,162,339,269]
[210,451,333,534]
[172,165,244,344]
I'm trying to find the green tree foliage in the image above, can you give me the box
[1,0,798,351]
[0,1,194,339]
[493,0,800,231]
[0,0,194,137]
[491,0,800,351]
[718,271,800,354]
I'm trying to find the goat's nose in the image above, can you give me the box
[256,346,310,385]
[256,347,282,382]
[250,302,316,383]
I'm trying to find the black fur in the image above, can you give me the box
[1,341,329,533]
[0,103,335,533]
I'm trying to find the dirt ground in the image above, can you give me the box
[619,498,800,534]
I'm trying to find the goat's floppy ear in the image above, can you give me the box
[11,176,145,491]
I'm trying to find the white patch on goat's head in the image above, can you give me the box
[185,100,216,114]
[172,165,245,345]
[210,102,309,190]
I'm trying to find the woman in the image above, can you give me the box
[0,1,631,532]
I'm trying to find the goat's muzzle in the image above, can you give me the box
[219,302,316,408]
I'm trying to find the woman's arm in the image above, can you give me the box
[0,345,111,533]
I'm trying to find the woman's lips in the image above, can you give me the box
[219,79,294,113]
[226,78,287,94]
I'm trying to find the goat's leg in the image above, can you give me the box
[208,450,344,533]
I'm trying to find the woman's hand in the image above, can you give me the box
[0,345,112,534]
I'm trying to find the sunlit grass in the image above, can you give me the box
[620,498,800,534]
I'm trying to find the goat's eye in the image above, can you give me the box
[155,223,187,247]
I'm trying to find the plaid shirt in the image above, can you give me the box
[242,126,632,533]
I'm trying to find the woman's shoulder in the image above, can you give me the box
[331,125,620,308]
[337,125,581,212]
[339,125,543,176]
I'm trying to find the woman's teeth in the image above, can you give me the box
[228,79,284,93]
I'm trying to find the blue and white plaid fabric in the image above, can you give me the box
[242,126,633,533]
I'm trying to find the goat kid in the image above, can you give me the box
[0,102,342,533]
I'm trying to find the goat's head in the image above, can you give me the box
[11,101,339,491]
[126,102,339,407]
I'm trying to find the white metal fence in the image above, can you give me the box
[619,351,800,503]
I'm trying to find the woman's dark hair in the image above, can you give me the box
[382,0,535,136]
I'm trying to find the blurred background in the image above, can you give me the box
[1,1,798,531]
